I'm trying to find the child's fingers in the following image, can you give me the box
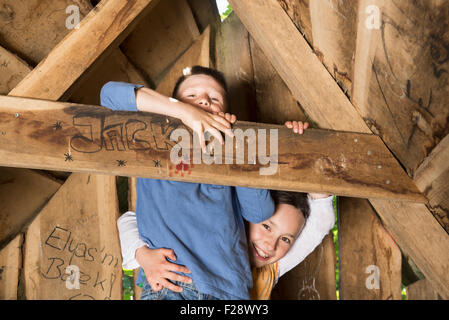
[230,114,237,124]
[205,127,224,146]
[160,278,183,293]
[149,280,163,292]
[164,271,192,284]
[161,248,176,261]
[285,121,293,128]
[304,122,310,129]
[169,263,191,274]
[211,113,232,129]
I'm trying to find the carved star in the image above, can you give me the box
[64,152,73,162]
[153,160,161,167]
[117,160,127,167]
[53,121,63,130]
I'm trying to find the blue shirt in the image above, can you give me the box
[100,82,275,299]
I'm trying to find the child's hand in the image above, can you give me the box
[181,104,234,153]
[135,246,192,293]
[285,120,309,134]
[214,111,237,124]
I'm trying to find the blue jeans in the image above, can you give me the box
[140,279,219,300]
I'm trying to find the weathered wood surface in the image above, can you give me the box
[0,234,22,299]
[0,167,61,250]
[249,36,307,124]
[271,233,336,300]
[68,48,150,106]
[276,0,313,45]
[370,199,449,299]
[230,0,449,299]
[309,0,359,96]
[156,27,210,97]
[186,0,220,33]
[228,0,370,133]
[0,0,93,66]
[414,134,449,232]
[0,46,32,95]
[339,197,402,300]
[406,279,442,300]
[0,95,425,202]
[352,0,449,176]
[120,0,199,85]
[8,0,159,101]
[216,12,258,121]
[24,173,122,300]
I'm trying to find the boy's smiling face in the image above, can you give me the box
[176,74,227,113]
[247,204,306,268]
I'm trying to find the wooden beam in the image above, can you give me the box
[0,95,425,202]
[24,173,122,299]
[0,168,61,250]
[120,0,200,85]
[8,0,160,100]
[186,0,220,32]
[228,0,370,133]
[414,134,449,232]
[228,0,449,298]
[339,197,402,300]
[0,234,23,300]
[406,279,442,300]
[0,46,32,95]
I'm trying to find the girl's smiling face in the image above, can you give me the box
[177,74,227,113]
[247,203,306,268]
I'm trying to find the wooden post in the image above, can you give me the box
[0,234,23,299]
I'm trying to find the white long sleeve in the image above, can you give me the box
[277,195,335,280]
[117,211,147,270]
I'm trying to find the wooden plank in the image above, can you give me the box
[370,199,449,299]
[309,0,359,96]
[413,134,449,232]
[127,177,142,300]
[0,167,61,250]
[0,0,93,65]
[186,0,220,32]
[406,279,442,300]
[24,173,122,300]
[352,0,449,175]
[339,197,402,300]
[271,232,336,300]
[277,0,313,45]
[68,48,150,106]
[156,27,210,97]
[8,0,160,100]
[215,12,258,121]
[229,0,449,299]
[0,95,425,202]
[228,0,370,133]
[120,0,200,85]
[249,36,307,124]
[0,46,32,95]
[0,234,22,300]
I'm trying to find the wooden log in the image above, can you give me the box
[0,168,61,250]
[406,279,442,300]
[120,0,200,85]
[24,173,122,299]
[352,0,449,175]
[271,233,336,300]
[186,0,220,33]
[339,197,402,300]
[229,0,449,299]
[0,95,425,202]
[8,0,160,101]
[0,234,23,299]
[228,0,370,133]
[249,36,307,124]
[0,0,93,65]
[414,134,449,232]
[215,12,258,121]
[0,46,32,95]
[309,0,359,96]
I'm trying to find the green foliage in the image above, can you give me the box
[122,269,134,300]
[332,196,340,299]
[220,5,233,21]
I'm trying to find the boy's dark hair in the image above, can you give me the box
[270,190,310,222]
[172,65,228,99]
